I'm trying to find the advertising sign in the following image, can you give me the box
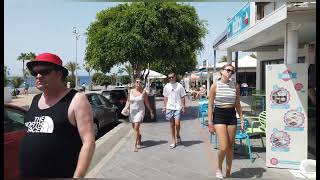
[227,2,250,39]
[266,63,309,169]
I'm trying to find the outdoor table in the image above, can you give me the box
[252,93,266,111]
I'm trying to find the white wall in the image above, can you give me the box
[4,87,12,103]
[264,2,275,17]
[275,1,286,10]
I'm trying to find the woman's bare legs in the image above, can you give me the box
[214,124,230,176]
[225,125,237,177]
[132,122,141,152]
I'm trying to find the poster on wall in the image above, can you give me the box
[265,63,309,169]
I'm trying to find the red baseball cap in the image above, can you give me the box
[27,52,68,76]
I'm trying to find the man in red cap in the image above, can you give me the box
[19,52,95,178]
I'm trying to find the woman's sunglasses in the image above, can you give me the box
[31,67,54,77]
[224,68,235,74]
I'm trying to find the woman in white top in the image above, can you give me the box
[207,64,245,178]
[123,78,154,152]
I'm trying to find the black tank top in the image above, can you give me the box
[19,89,82,178]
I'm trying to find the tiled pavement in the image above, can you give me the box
[89,97,295,179]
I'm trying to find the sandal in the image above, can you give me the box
[133,146,138,152]
[216,171,224,178]
[169,143,176,149]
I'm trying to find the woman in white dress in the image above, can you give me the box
[123,78,154,152]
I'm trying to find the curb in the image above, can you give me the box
[86,121,132,177]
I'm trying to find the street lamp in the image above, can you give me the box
[72,26,80,88]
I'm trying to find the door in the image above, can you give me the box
[97,94,117,125]
[90,94,110,128]
[4,106,27,179]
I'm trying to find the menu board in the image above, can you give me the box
[265,63,309,169]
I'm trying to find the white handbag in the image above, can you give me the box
[121,107,129,116]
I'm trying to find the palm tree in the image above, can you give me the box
[65,62,80,80]
[11,76,24,97]
[11,76,24,88]
[220,55,228,62]
[83,63,92,85]
[17,52,36,80]
[120,63,134,83]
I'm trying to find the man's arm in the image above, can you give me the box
[181,95,186,113]
[162,86,168,113]
[163,96,168,113]
[180,85,186,113]
[72,93,96,178]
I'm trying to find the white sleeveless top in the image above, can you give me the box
[129,89,145,122]
[214,80,236,107]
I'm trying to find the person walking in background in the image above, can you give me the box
[23,81,29,95]
[207,64,244,178]
[82,82,86,92]
[20,53,95,178]
[122,78,154,152]
[240,82,248,96]
[196,84,207,99]
[162,73,186,149]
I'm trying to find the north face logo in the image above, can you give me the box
[25,116,54,133]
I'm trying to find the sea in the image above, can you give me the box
[6,76,92,88]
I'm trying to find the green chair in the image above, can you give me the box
[250,89,265,115]
[245,111,266,148]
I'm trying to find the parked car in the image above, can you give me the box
[4,104,27,179]
[85,93,118,137]
[100,85,128,118]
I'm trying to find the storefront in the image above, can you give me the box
[212,1,316,164]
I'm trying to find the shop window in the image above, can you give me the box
[298,56,305,63]
[256,2,269,20]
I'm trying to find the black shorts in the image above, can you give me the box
[213,107,237,125]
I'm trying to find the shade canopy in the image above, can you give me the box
[143,69,167,79]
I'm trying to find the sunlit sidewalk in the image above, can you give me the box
[87,97,295,178]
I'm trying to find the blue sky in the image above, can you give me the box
[4,0,249,76]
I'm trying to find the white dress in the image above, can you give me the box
[129,90,145,123]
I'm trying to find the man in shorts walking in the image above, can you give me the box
[162,73,186,149]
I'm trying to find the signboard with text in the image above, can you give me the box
[266,63,309,169]
[227,3,250,39]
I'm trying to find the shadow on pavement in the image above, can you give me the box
[231,167,266,178]
[139,140,168,149]
[182,140,203,147]
[251,146,266,153]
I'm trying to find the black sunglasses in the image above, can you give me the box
[168,76,175,79]
[31,68,54,77]
[224,69,235,74]
[136,81,142,84]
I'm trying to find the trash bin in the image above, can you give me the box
[144,95,156,122]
